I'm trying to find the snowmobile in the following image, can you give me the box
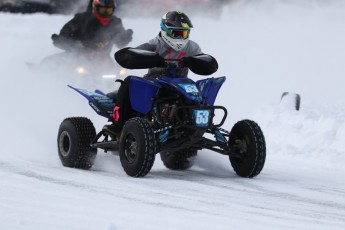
[27,49,127,82]
[57,48,266,178]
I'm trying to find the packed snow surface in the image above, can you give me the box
[1,1,345,229]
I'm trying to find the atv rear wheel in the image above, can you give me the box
[160,149,197,170]
[229,120,266,178]
[119,118,156,177]
[57,117,97,169]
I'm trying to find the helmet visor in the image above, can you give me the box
[93,5,114,17]
[166,28,190,40]
[99,6,114,14]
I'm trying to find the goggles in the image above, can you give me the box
[93,5,114,16]
[161,22,190,40]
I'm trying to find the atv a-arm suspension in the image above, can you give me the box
[90,131,118,152]
[193,137,242,158]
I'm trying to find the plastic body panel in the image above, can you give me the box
[129,76,161,114]
[68,85,115,118]
[156,76,203,102]
[196,77,226,105]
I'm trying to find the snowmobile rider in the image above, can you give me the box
[104,11,218,136]
[51,0,133,60]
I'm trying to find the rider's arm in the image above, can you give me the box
[114,47,165,69]
[186,40,202,56]
[135,42,156,52]
[181,54,218,76]
[177,40,218,75]
[52,15,84,51]
[112,17,133,48]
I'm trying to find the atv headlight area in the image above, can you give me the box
[76,66,88,75]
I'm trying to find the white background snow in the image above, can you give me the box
[1,0,345,229]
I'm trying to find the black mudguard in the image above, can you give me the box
[115,48,165,69]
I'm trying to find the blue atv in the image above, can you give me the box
[57,49,266,178]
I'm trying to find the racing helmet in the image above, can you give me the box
[160,11,193,51]
[92,0,116,23]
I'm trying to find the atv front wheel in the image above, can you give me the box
[160,148,197,170]
[119,118,156,177]
[229,120,266,178]
[57,117,97,169]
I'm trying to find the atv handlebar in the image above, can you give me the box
[114,48,218,76]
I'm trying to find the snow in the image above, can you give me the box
[1,1,345,229]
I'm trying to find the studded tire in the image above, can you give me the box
[57,117,97,170]
[160,149,197,170]
[229,120,266,178]
[119,118,156,177]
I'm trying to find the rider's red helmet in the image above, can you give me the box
[92,0,116,25]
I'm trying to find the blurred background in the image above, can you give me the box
[0,0,229,15]
[2,0,344,17]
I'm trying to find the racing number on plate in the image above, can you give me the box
[194,110,210,127]
[179,84,199,93]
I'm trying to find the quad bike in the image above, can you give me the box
[57,49,266,178]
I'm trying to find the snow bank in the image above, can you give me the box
[253,100,345,169]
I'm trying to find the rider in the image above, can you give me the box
[136,10,202,78]
[105,11,218,136]
[51,0,132,62]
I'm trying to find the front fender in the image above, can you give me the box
[129,77,161,114]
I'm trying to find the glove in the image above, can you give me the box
[121,29,133,44]
[164,61,178,69]
[125,29,133,38]
[51,33,59,41]
[51,33,84,53]
[178,57,189,68]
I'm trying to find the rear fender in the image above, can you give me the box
[68,85,115,118]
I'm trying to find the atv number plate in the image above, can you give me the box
[179,84,199,93]
[194,110,210,127]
